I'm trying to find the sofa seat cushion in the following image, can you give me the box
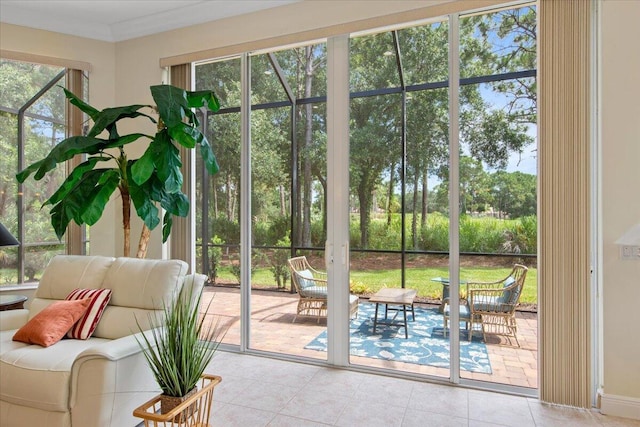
[0,330,29,356]
[0,335,110,412]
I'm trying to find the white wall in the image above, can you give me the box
[600,0,640,416]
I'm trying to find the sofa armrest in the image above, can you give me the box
[0,309,29,331]
[74,330,154,362]
[69,330,161,427]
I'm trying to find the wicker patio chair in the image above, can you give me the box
[287,256,358,323]
[465,264,528,347]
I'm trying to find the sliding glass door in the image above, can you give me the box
[193,2,537,392]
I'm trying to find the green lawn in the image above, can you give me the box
[214,265,538,305]
[350,266,537,304]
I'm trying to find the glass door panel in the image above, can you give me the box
[347,21,453,377]
[248,43,328,361]
[195,58,242,347]
[457,5,538,388]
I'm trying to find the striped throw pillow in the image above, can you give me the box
[65,288,112,339]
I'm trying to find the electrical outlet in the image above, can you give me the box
[621,245,640,260]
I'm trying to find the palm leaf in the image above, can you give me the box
[151,85,188,128]
[88,105,156,138]
[48,169,110,239]
[79,170,121,225]
[63,87,100,120]
[45,157,109,206]
[187,89,220,112]
[129,171,161,231]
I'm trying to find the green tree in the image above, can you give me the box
[489,171,536,218]
[349,32,401,249]
[402,21,450,248]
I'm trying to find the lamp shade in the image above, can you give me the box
[0,222,19,247]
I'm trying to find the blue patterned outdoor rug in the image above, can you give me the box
[305,303,492,374]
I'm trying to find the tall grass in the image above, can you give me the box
[417,213,537,254]
[349,213,537,254]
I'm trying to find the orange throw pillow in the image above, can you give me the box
[13,299,91,347]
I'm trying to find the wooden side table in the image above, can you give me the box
[369,288,417,338]
[0,294,28,311]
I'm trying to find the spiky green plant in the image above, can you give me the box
[135,285,225,397]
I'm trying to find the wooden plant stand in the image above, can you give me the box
[133,374,222,427]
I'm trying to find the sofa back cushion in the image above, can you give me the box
[28,255,115,319]
[92,257,188,339]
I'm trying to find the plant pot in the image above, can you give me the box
[160,387,198,420]
[133,374,222,427]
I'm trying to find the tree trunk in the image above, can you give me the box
[120,186,131,257]
[317,175,327,244]
[358,179,371,248]
[302,45,314,247]
[421,170,428,228]
[136,224,151,258]
[279,185,286,216]
[411,175,418,249]
[0,183,7,217]
[212,175,218,219]
[295,156,302,247]
[226,173,233,221]
[387,163,395,226]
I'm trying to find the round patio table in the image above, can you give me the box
[431,277,468,312]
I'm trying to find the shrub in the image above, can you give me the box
[269,237,291,289]
[368,218,401,250]
[349,279,372,295]
[310,219,326,247]
[254,215,290,246]
[207,236,224,284]
[210,217,240,245]
[419,212,449,251]
[502,215,537,254]
[459,216,504,252]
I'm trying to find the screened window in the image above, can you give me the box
[0,59,87,285]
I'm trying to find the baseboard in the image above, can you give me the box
[600,393,640,420]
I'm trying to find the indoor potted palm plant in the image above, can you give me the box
[16,85,220,258]
[133,283,226,424]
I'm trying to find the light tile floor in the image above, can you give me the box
[205,351,639,427]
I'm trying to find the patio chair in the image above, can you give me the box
[443,264,528,347]
[287,256,359,323]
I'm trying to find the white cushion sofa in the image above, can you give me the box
[0,255,206,427]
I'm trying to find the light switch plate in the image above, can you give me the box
[620,245,640,260]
